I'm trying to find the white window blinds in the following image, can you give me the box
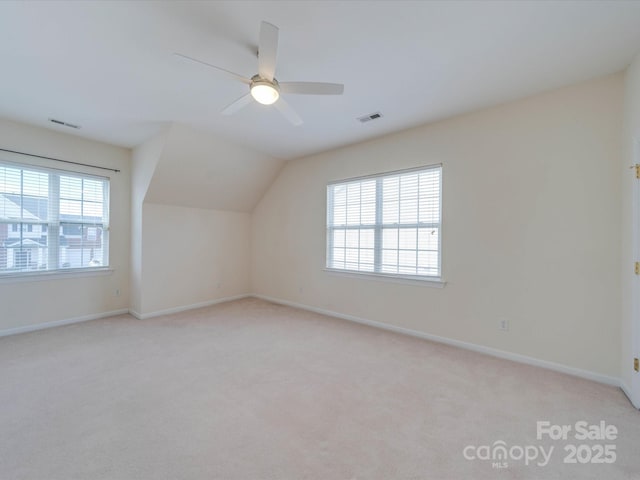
[0,161,109,275]
[327,165,441,279]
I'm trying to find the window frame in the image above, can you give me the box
[0,160,110,278]
[325,164,443,285]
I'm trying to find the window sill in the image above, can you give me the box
[0,267,114,284]
[323,268,446,288]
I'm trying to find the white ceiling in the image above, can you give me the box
[1,1,640,160]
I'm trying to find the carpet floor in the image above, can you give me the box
[0,297,638,479]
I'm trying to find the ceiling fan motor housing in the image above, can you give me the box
[250,75,280,105]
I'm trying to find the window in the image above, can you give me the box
[327,165,442,280]
[0,162,109,275]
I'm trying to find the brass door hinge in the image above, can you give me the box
[635,358,639,372]
[634,165,640,179]
[635,262,640,275]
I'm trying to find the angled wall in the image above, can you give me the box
[146,123,285,212]
[131,123,284,317]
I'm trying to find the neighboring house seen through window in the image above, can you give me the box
[326,165,442,280]
[0,162,109,275]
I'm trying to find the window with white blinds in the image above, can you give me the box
[327,165,441,279]
[0,162,109,275]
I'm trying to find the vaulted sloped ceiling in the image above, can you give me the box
[3,2,640,160]
[144,123,285,212]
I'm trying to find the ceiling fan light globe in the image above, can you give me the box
[251,83,279,105]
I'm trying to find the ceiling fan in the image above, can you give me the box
[175,21,344,126]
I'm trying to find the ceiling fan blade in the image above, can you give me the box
[221,93,253,116]
[258,21,278,81]
[174,53,251,84]
[279,82,344,95]
[274,98,303,126]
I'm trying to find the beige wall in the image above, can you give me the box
[0,73,627,382]
[0,118,131,332]
[139,203,250,315]
[252,74,623,378]
[129,124,267,317]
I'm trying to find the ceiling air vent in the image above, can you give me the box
[357,112,383,123]
[48,118,81,129]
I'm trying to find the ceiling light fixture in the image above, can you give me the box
[250,76,280,105]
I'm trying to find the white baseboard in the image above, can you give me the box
[620,382,640,410]
[0,308,129,338]
[252,294,622,388]
[1,293,626,395]
[129,294,251,320]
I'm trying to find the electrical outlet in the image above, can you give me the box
[499,319,509,331]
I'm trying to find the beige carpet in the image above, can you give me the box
[0,298,638,480]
